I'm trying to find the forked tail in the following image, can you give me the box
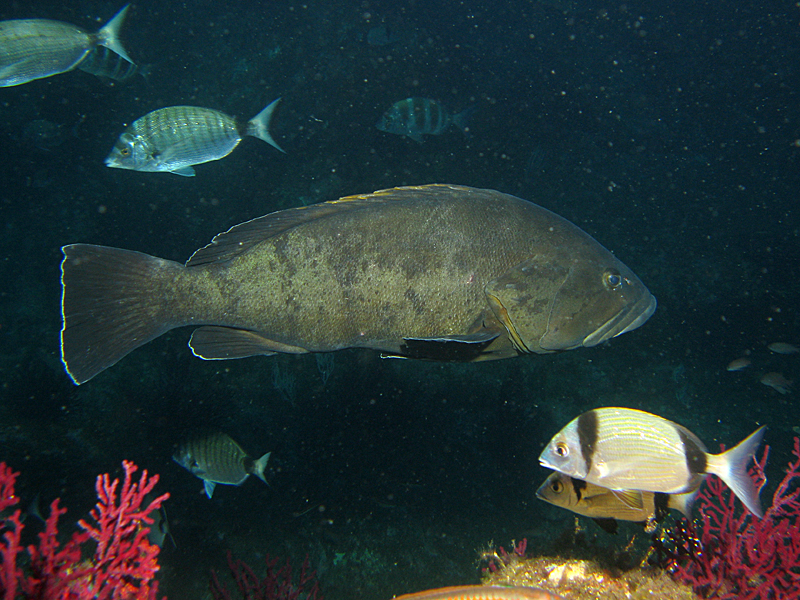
[60,244,182,385]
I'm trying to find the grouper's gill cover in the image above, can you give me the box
[59,185,656,384]
[485,235,655,353]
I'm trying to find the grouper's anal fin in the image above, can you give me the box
[189,326,309,359]
[389,331,501,361]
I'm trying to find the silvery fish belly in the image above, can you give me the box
[59,185,657,385]
[106,106,242,175]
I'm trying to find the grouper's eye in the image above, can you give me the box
[119,146,131,156]
[551,480,564,493]
[603,270,622,290]
[555,441,570,457]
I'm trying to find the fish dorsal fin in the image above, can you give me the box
[185,184,478,267]
[611,489,645,510]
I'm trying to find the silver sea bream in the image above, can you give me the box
[105,100,283,176]
[539,407,766,517]
[0,5,132,87]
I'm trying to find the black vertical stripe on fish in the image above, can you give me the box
[678,428,707,474]
[577,409,599,475]
[570,476,587,501]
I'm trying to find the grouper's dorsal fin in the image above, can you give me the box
[185,184,479,267]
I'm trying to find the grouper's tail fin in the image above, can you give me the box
[60,244,180,385]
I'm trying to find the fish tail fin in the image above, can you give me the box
[247,98,285,153]
[451,105,476,137]
[97,4,134,64]
[712,426,767,518]
[252,452,271,484]
[60,244,181,385]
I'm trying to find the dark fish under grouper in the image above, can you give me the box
[60,184,656,384]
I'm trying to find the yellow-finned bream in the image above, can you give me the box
[59,185,656,384]
[535,470,700,533]
[0,5,132,87]
[539,407,766,518]
[105,100,284,177]
[173,432,270,499]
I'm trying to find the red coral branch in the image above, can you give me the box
[656,437,800,599]
[0,463,24,600]
[210,551,322,600]
[0,460,169,600]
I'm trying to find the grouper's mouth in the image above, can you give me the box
[581,292,657,347]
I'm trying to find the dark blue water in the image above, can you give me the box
[0,1,798,599]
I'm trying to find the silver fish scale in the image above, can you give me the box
[130,107,242,168]
[0,20,93,86]
[188,433,249,485]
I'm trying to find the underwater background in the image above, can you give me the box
[0,0,798,598]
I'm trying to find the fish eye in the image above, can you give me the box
[119,147,131,156]
[551,480,564,493]
[555,441,570,457]
[603,270,622,290]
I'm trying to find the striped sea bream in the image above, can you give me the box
[105,99,283,176]
[539,407,766,517]
[376,97,472,142]
[0,5,132,87]
[173,432,270,499]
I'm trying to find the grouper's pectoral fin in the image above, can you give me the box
[388,331,500,361]
[189,326,309,360]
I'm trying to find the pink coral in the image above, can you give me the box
[0,460,168,600]
[656,437,800,599]
[210,552,322,600]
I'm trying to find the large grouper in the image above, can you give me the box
[60,184,657,384]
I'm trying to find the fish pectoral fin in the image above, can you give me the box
[189,326,309,359]
[398,332,500,361]
[611,489,645,510]
[170,166,196,177]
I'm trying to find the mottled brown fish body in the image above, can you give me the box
[60,185,656,384]
[391,585,565,600]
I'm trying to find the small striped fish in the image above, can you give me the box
[376,97,472,143]
[173,432,270,498]
[391,586,565,600]
[105,99,283,176]
[0,5,132,87]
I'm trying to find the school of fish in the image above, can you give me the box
[2,2,781,594]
